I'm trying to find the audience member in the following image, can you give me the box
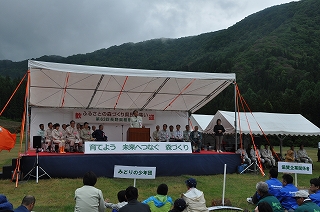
[0,194,13,212]
[294,190,320,212]
[152,125,161,142]
[142,183,173,212]
[254,182,283,212]
[169,198,186,212]
[276,174,298,211]
[236,144,251,164]
[261,144,276,167]
[130,110,142,128]
[14,195,35,212]
[285,146,297,162]
[190,126,202,153]
[61,124,68,140]
[183,125,191,142]
[174,124,183,142]
[181,178,208,212]
[254,201,273,212]
[66,120,80,153]
[247,168,282,204]
[81,122,95,142]
[309,178,320,206]
[118,186,151,212]
[52,123,66,154]
[37,123,45,150]
[297,144,313,163]
[213,119,225,153]
[74,171,105,212]
[105,190,127,212]
[250,145,265,165]
[159,124,169,142]
[45,122,53,152]
[93,125,108,141]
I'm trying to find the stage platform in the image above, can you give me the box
[9,150,241,179]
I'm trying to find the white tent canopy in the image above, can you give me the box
[190,114,214,131]
[204,110,320,136]
[28,60,236,113]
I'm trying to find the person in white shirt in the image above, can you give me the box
[261,144,276,167]
[130,110,143,128]
[51,123,66,154]
[160,124,169,142]
[74,171,105,212]
[152,125,161,141]
[45,122,53,152]
[250,145,265,164]
[297,144,313,163]
[169,125,175,142]
[66,120,80,153]
[175,124,184,142]
[236,145,251,164]
[183,125,191,142]
[105,190,128,211]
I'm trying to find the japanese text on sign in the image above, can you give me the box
[113,165,156,179]
[84,142,192,154]
[278,162,312,174]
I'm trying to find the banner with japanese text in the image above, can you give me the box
[84,141,192,154]
[73,109,156,124]
[278,162,312,174]
[113,165,156,179]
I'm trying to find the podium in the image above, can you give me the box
[127,128,150,142]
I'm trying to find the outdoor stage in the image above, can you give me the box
[15,150,241,179]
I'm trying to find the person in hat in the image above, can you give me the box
[294,190,320,212]
[142,183,173,212]
[254,182,283,212]
[169,198,187,212]
[181,178,208,212]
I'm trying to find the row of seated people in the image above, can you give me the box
[37,120,108,153]
[246,168,320,211]
[236,143,313,169]
[152,124,203,153]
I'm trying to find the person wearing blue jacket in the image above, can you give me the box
[276,174,298,211]
[247,168,283,204]
[142,184,173,212]
[309,177,320,206]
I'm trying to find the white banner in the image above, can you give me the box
[278,162,312,174]
[113,165,156,179]
[73,109,156,124]
[84,141,192,154]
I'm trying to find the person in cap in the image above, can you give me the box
[181,178,208,212]
[309,178,320,206]
[275,174,298,211]
[169,198,187,212]
[142,183,173,212]
[294,190,320,212]
[0,194,13,212]
[14,195,35,212]
[254,182,283,212]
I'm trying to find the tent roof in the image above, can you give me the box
[28,60,235,113]
[204,110,320,136]
[190,114,214,131]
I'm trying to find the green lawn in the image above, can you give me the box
[1,141,319,212]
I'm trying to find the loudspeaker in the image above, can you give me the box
[33,136,42,148]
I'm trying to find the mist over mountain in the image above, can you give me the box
[1,0,319,128]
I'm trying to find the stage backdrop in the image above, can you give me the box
[30,107,188,148]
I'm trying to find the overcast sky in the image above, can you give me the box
[0,0,298,62]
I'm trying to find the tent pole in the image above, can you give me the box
[234,81,237,151]
[25,73,30,153]
[277,135,286,157]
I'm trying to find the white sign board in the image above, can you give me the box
[278,162,312,174]
[84,141,192,154]
[73,109,156,124]
[113,165,156,179]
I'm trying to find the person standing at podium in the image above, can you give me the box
[130,110,143,128]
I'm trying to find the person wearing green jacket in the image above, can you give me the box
[142,184,173,212]
[294,190,320,212]
[256,182,284,212]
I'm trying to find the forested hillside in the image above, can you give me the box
[0,0,319,128]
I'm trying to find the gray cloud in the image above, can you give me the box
[0,0,297,61]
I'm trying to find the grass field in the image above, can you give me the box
[1,139,319,211]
